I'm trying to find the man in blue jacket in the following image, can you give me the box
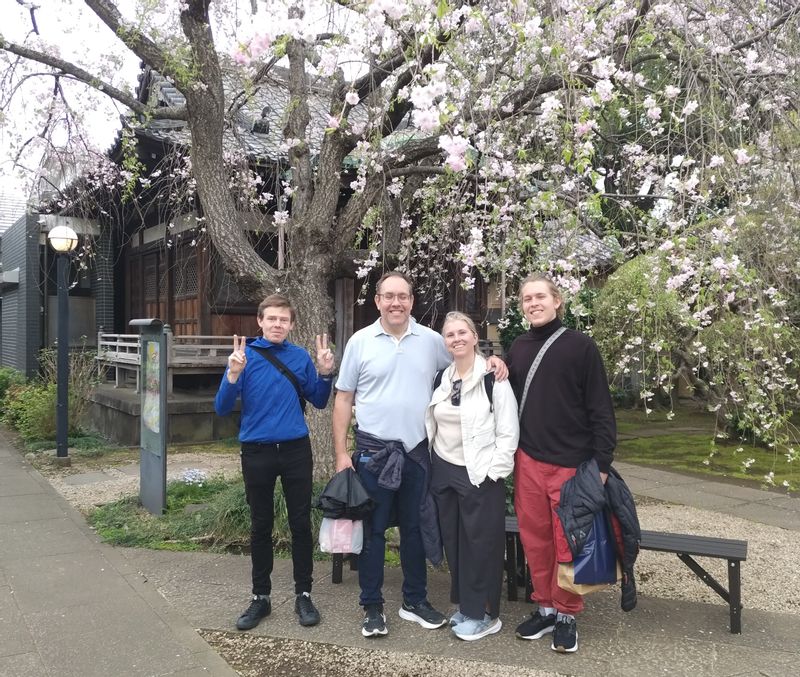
[215,294,334,631]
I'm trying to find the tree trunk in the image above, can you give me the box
[283,260,337,482]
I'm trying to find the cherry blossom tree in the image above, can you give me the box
[2,0,799,481]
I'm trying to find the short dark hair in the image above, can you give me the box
[258,294,296,322]
[376,270,414,296]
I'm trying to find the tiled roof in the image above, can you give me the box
[137,66,369,162]
[538,220,620,269]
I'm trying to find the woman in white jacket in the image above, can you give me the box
[425,312,519,641]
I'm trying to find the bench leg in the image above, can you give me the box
[677,554,743,634]
[332,553,343,584]
[728,560,742,634]
[506,531,518,601]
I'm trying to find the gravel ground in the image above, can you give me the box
[635,501,800,615]
[199,632,562,677]
[38,451,242,512]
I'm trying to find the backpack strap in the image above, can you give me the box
[249,344,307,414]
[483,372,495,412]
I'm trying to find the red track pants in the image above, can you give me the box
[514,450,584,615]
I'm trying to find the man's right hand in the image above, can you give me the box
[335,452,354,472]
[227,334,247,383]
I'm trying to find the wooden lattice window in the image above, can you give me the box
[174,248,198,299]
[143,253,159,303]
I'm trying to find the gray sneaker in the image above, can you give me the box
[452,615,502,641]
[449,609,467,627]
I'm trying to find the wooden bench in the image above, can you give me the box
[504,516,748,634]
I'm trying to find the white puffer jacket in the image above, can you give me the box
[425,354,519,487]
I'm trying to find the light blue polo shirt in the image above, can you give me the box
[336,318,452,451]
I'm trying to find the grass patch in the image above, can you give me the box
[614,415,797,490]
[88,476,331,555]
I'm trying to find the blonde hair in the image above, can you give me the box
[518,274,565,320]
[441,311,481,355]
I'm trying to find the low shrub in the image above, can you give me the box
[0,367,25,403]
[9,383,59,441]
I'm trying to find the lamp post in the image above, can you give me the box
[47,225,78,464]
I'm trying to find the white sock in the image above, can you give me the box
[540,606,557,617]
[556,612,575,623]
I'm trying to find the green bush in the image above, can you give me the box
[11,383,59,441]
[0,367,25,403]
[592,255,685,400]
[1,346,101,443]
[2,381,90,443]
[39,346,100,432]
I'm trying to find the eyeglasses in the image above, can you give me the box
[376,292,411,303]
[451,379,462,406]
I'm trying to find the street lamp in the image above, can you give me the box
[47,225,78,464]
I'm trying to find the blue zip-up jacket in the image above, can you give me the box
[214,336,332,443]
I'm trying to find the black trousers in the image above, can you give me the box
[430,452,506,620]
[241,437,313,596]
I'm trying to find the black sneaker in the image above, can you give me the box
[621,567,637,612]
[551,616,578,653]
[362,604,388,638]
[295,592,321,627]
[398,600,447,629]
[236,595,271,631]
[515,611,556,640]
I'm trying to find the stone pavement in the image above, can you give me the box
[0,429,237,677]
[2,430,799,676]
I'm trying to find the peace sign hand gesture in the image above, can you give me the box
[315,333,334,376]
[227,334,247,383]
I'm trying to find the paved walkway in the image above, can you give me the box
[1,431,799,676]
[0,429,237,677]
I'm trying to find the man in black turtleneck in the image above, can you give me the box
[507,275,616,654]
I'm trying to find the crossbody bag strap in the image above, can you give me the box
[518,326,567,420]
[249,345,307,414]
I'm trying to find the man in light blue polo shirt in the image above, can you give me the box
[333,271,506,638]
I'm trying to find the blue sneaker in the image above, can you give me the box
[449,609,467,627]
[452,614,502,641]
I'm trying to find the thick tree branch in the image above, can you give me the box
[730,3,800,52]
[0,36,188,120]
[83,0,172,77]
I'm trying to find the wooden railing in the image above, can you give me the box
[97,330,230,393]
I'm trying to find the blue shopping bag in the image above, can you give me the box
[573,510,618,585]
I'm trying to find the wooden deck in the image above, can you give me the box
[97,331,229,394]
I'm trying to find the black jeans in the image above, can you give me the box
[241,437,313,596]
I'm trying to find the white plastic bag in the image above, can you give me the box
[318,518,363,554]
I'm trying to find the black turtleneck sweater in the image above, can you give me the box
[507,317,616,473]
